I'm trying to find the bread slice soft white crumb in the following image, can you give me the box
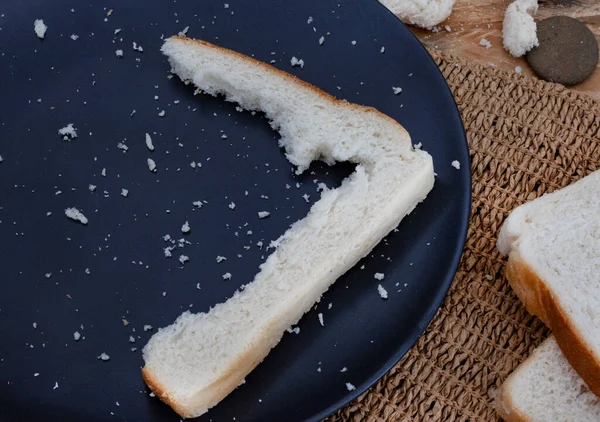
[34,19,48,39]
[497,169,600,396]
[502,0,538,57]
[379,0,456,30]
[496,336,600,422]
[141,36,434,419]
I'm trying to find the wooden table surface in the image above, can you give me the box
[406,0,600,100]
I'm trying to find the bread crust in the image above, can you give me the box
[505,252,600,397]
[495,382,534,422]
[168,36,411,142]
[142,367,190,418]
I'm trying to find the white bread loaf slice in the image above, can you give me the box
[497,169,600,396]
[141,37,435,418]
[496,336,600,422]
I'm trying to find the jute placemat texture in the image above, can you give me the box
[329,52,600,421]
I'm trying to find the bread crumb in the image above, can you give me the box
[158,110,166,117]
[258,211,270,219]
[380,46,385,53]
[178,26,190,36]
[88,184,96,192]
[53,381,59,390]
[515,66,523,73]
[147,158,157,172]
[502,0,538,57]
[58,123,77,140]
[290,57,304,68]
[97,353,110,361]
[34,19,48,39]
[121,188,128,197]
[73,331,81,341]
[451,160,461,170]
[65,207,88,225]
[229,202,236,210]
[340,367,348,372]
[192,201,203,208]
[346,382,356,391]
[181,221,191,233]
[129,336,135,343]
[479,38,492,49]
[318,36,325,45]
[307,16,313,24]
[143,325,153,332]
[145,133,154,150]
[445,25,452,32]
[132,41,143,52]
[70,34,79,40]
[179,255,189,264]
[115,49,124,57]
[374,272,384,281]
[377,284,388,299]
[351,40,357,45]
[392,87,403,95]
[216,256,227,263]
[318,313,324,326]
[101,168,107,177]
[222,272,232,280]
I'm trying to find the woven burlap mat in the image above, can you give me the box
[328,52,600,422]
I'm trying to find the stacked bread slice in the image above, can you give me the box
[496,169,600,421]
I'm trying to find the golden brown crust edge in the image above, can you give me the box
[505,252,600,397]
[494,381,534,422]
[142,367,191,418]
[167,36,411,142]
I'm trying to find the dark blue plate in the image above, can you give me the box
[0,0,469,421]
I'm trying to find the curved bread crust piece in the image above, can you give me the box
[141,37,435,418]
[505,253,600,396]
[495,336,600,422]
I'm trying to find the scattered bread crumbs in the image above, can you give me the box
[132,41,143,52]
[181,221,191,233]
[145,133,154,150]
[58,123,77,140]
[479,38,492,49]
[65,207,88,225]
[290,57,304,68]
[34,19,48,39]
[147,158,157,172]
[377,284,388,299]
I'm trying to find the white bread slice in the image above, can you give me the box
[496,336,600,422]
[141,36,435,418]
[497,169,600,396]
